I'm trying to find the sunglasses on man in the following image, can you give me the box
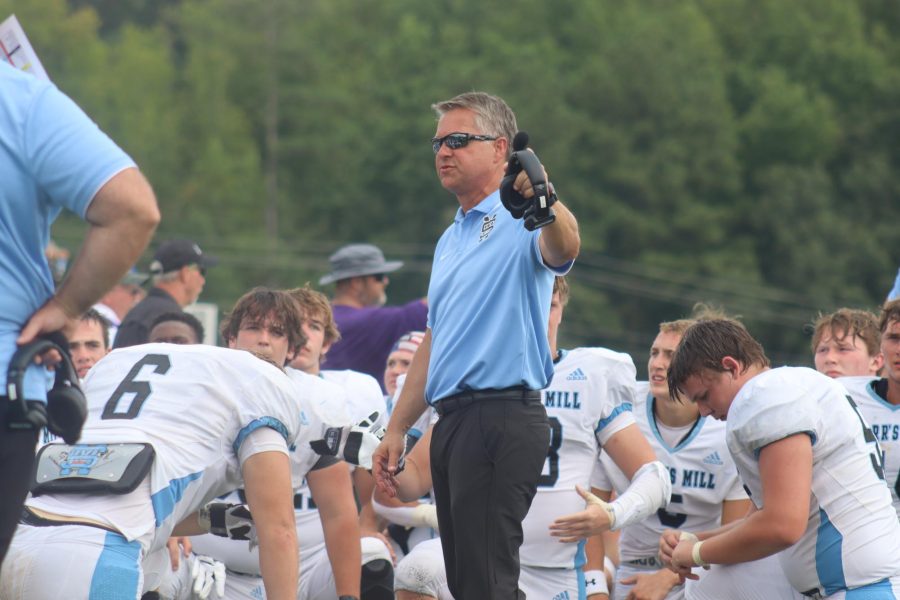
[431,132,498,154]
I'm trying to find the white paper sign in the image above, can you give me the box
[1,14,49,80]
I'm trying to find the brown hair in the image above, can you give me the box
[667,318,769,401]
[80,307,111,350]
[220,288,306,359]
[286,284,341,346]
[810,308,881,356]
[553,276,570,307]
[879,300,900,334]
[659,303,730,336]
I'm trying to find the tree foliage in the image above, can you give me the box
[7,0,898,371]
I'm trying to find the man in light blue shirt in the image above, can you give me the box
[375,91,580,599]
[0,61,159,570]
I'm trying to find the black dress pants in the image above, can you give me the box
[430,393,550,599]
[0,400,39,575]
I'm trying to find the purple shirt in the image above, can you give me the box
[323,299,428,392]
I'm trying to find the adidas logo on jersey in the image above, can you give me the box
[703,451,724,466]
[566,368,587,381]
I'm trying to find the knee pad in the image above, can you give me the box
[360,535,393,564]
[394,550,446,596]
[360,558,393,600]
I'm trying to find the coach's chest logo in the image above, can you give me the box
[479,214,496,242]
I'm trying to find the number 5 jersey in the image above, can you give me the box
[595,382,746,564]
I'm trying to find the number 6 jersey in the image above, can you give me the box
[28,344,334,556]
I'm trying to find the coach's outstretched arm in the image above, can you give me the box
[373,328,432,496]
[19,167,159,344]
[508,161,580,268]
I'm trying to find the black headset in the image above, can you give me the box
[6,333,87,444]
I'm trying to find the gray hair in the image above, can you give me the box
[432,91,518,157]
[151,270,181,286]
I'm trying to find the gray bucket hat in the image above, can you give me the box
[319,243,403,285]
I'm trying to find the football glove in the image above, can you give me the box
[198,502,256,545]
[191,554,226,599]
[310,411,387,470]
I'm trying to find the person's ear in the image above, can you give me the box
[721,356,740,378]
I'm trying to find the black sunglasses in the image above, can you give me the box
[431,132,498,154]
[372,273,387,282]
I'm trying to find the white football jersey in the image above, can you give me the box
[839,376,900,518]
[520,347,637,568]
[595,382,746,562]
[27,344,328,556]
[727,367,900,595]
[323,368,387,427]
[192,368,355,575]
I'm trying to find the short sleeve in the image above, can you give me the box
[26,82,135,217]
[728,383,819,458]
[237,426,289,466]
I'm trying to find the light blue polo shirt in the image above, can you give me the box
[425,190,572,403]
[0,62,135,399]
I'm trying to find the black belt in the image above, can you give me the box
[433,386,541,416]
[20,507,119,535]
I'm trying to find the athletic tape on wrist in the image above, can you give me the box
[692,540,710,568]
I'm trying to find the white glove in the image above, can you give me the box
[191,554,226,599]
[198,502,256,546]
[310,411,387,469]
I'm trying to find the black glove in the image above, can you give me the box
[198,502,255,542]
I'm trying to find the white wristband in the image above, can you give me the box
[584,569,608,596]
[692,540,710,568]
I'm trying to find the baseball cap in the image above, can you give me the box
[149,239,218,275]
[390,331,425,355]
[319,243,403,285]
[120,268,149,286]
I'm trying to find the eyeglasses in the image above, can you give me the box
[190,264,207,277]
[431,132,498,154]
[372,273,387,283]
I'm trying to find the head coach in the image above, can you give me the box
[373,91,580,599]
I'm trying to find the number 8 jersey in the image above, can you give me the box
[726,367,900,595]
[28,344,332,556]
[519,347,638,569]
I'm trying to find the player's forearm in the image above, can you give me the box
[697,508,800,565]
[583,522,606,571]
[171,512,206,536]
[386,330,431,435]
[323,513,363,596]
[258,527,299,600]
[539,200,580,267]
[396,455,432,502]
[56,168,159,316]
